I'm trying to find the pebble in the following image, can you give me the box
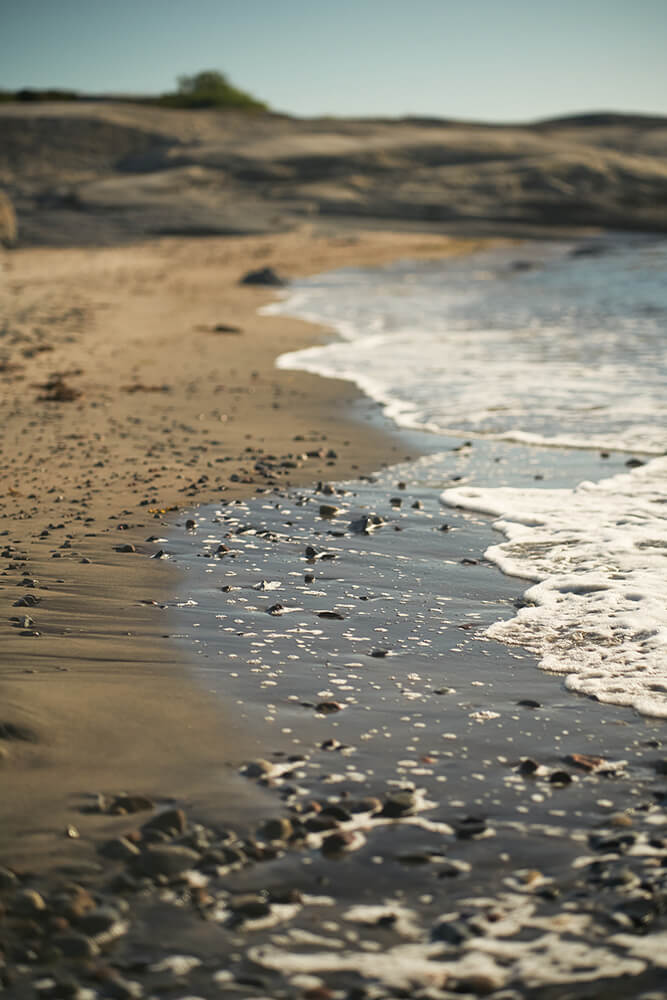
[228,894,272,919]
[321,830,358,855]
[379,790,416,818]
[141,807,187,837]
[52,932,100,959]
[109,794,154,815]
[132,845,200,879]
[98,837,141,862]
[259,818,293,842]
[12,888,47,917]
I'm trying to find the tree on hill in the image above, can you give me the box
[159,70,268,111]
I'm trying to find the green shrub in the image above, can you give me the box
[157,70,268,111]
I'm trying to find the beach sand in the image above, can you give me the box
[0,228,493,870]
[2,229,665,999]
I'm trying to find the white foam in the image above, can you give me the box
[271,243,667,455]
[443,457,667,717]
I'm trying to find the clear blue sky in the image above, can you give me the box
[2,0,666,121]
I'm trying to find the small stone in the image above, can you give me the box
[98,837,141,862]
[321,830,357,855]
[243,759,273,778]
[346,797,382,814]
[454,815,487,838]
[518,758,540,776]
[315,701,344,714]
[228,894,271,918]
[141,807,187,837]
[380,790,416,818]
[432,919,475,945]
[319,505,339,518]
[549,770,573,786]
[610,813,634,827]
[0,866,18,889]
[115,544,136,554]
[454,973,499,996]
[132,845,200,879]
[109,794,154,814]
[517,699,541,709]
[259,817,293,842]
[240,267,285,287]
[12,888,47,917]
[50,885,96,921]
[52,932,100,959]
[185,519,196,529]
[76,906,122,936]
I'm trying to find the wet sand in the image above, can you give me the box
[1,232,665,999]
[0,228,492,869]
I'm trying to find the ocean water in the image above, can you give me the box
[265,235,667,717]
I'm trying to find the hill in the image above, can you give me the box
[1,102,666,245]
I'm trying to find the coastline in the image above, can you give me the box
[1,228,665,997]
[0,228,499,870]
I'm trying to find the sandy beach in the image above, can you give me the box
[1,224,665,999]
[0,228,495,868]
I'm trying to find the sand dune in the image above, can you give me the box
[1,103,666,244]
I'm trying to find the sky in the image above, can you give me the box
[1,0,666,122]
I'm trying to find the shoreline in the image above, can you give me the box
[0,228,500,870]
[1,229,665,997]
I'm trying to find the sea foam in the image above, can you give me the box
[443,456,667,717]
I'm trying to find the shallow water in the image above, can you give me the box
[261,236,667,717]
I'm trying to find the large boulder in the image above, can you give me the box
[0,192,17,247]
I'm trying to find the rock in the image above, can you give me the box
[243,759,273,778]
[549,770,573,786]
[349,514,384,534]
[0,191,17,248]
[259,818,293,842]
[76,905,123,936]
[50,885,96,921]
[346,797,382,814]
[315,701,344,714]
[115,544,136,554]
[319,804,352,822]
[132,845,200,879]
[317,611,345,620]
[109,794,154,815]
[518,758,540,776]
[454,815,487,838]
[52,932,100,960]
[228,894,271,918]
[0,866,17,890]
[321,830,359,855]
[98,837,141,862]
[380,790,416,818]
[240,267,286,287]
[319,505,339,518]
[12,888,47,917]
[213,323,242,334]
[141,807,187,837]
[432,919,475,944]
[0,721,38,742]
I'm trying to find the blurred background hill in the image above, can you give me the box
[1,94,666,246]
